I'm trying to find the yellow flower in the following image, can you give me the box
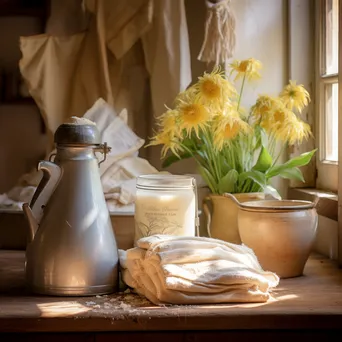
[147,131,182,158]
[280,80,310,112]
[194,67,237,108]
[261,105,296,134]
[178,102,210,137]
[158,109,181,136]
[275,118,312,145]
[213,111,251,150]
[263,103,312,145]
[230,58,262,81]
[251,95,282,123]
[291,120,312,145]
[199,77,221,100]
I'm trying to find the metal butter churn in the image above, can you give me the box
[23,121,119,296]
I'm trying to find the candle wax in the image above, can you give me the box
[134,188,196,244]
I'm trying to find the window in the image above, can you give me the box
[316,0,339,191]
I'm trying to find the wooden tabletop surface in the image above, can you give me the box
[1,250,342,333]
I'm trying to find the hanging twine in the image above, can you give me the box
[198,0,236,65]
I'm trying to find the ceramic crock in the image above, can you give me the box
[202,192,265,244]
[225,193,319,278]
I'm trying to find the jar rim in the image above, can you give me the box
[137,174,195,189]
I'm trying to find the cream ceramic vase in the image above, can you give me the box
[225,194,318,278]
[202,193,265,244]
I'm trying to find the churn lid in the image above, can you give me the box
[54,117,101,146]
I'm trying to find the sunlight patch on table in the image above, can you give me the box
[37,301,92,317]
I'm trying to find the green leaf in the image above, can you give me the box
[278,167,305,182]
[197,149,207,159]
[239,170,267,188]
[266,149,317,179]
[161,151,192,168]
[264,185,282,200]
[219,154,232,175]
[238,170,281,199]
[198,165,217,193]
[252,146,273,172]
[182,136,196,148]
[218,169,239,194]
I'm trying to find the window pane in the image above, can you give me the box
[324,0,339,75]
[324,82,338,162]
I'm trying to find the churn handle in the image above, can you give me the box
[30,161,62,225]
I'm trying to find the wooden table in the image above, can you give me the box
[1,251,342,341]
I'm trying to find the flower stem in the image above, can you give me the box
[237,73,247,111]
[178,142,197,162]
[202,129,220,180]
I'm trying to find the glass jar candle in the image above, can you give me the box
[134,174,199,244]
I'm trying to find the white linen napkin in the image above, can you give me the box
[119,234,279,305]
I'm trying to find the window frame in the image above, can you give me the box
[337,0,342,267]
[315,0,339,192]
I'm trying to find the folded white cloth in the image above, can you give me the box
[119,235,279,305]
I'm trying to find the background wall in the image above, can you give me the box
[230,0,287,197]
[230,0,287,110]
[0,17,47,193]
[0,105,47,192]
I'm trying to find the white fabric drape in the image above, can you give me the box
[19,0,191,164]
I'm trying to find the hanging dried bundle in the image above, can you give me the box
[198,0,236,65]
